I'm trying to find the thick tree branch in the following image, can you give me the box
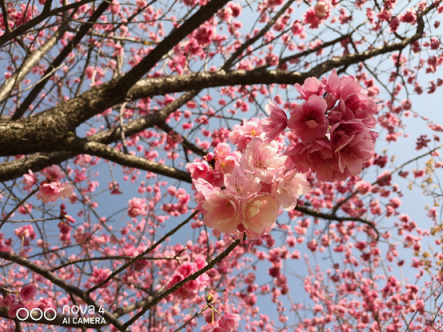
[0,152,72,182]
[77,141,191,182]
[91,91,199,145]
[117,0,231,92]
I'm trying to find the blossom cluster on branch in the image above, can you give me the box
[188,70,378,238]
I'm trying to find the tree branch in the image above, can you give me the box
[77,141,191,183]
[117,0,231,92]
[0,28,65,104]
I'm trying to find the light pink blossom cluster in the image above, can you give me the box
[14,225,36,247]
[188,69,378,238]
[188,138,310,238]
[0,284,37,318]
[23,165,74,203]
[303,1,332,29]
[201,313,241,332]
[167,257,208,300]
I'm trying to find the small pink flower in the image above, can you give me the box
[303,8,322,29]
[44,165,65,181]
[224,167,261,198]
[15,225,36,246]
[219,313,241,331]
[128,197,147,218]
[36,181,64,203]
[59,183,74,199]
[229,119,262,150]
[214,143,231,160]
[194,25,216,46]
[214,144,240,174]
[18,204,32,215]
[354,180,371,194]
[187,161,211,180]
[20,285,37,302]
[260,102,288,142]
[288,95,328,143]
[168,262,208,300]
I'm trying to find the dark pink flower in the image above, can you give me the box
[339,81,378,128]
[20,285,37,302]
[286,139,348,182]
[8,303,26,319]
[330,120,378,176]
[288,95,328,142]
[0,295,16,308]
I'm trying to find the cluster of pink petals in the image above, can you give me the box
[167,258,208,300]
[188,69,378,238]
[23,166,74,203]
[303,1,331,29]
[0,284,37,318]
[201,313,241,332]
[127,197,147,218]
[14,225,36,246]
[189,131,310,238]
[286,69,379,182]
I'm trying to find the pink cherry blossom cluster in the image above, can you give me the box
[188,69,378,238]
[188,137,310,239]
[167,257,208,299]
[286,69,379,182]
[201,313,241,332]
[303,1,332,29]
[14,225,36,247]
[23,165,74,204]
[0,284,37,318]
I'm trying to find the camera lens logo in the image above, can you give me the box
[16,308,57,321]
